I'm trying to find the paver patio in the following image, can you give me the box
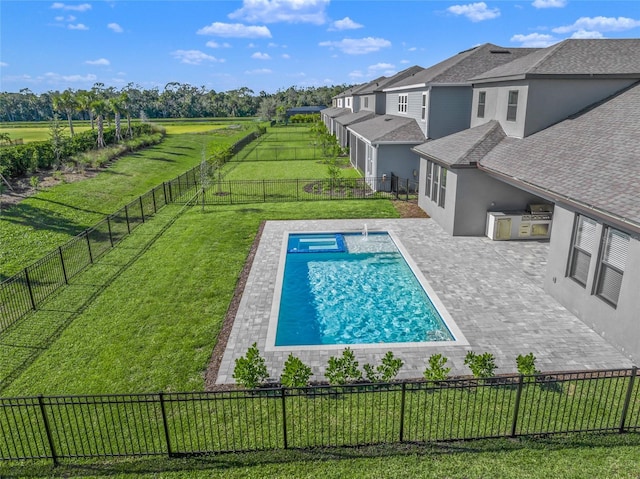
[216,218,634,384]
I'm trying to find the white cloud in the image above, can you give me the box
[68,23,88,30]
[553,16,640,34]
[570,29,605,39]
[329,17,363,31]
[229,0,329,25]
[368,62,395,72]
[85,58,110,66]
[400,59,410,64]
[319,37,391,55]
[0,62,8,67]
[532,0,566,8]
[197,22,272,38]
[171,50,222,65]
[349,70,364,79]
[245,68,273,74]
[407,47,417,52]
[510,33,556,47]
[447,3,500,22]
[44,72,97,83]
[248,43,256,48]
[282,53,291,59]
[206,41,231,48]
[252,52,272,60]
[51,2,91,12]
[107,23,123,33]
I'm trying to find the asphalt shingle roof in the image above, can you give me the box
[334,110,375,126]
[479,82,640,228]
[472,39,640,82]
[320,107,350,118]
[413,120,506,167]
[386,43,538,89]
[348,115,426,144]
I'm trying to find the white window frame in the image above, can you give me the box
[506,90,518,122]
[364,97,369,109]
[567,215,597,287]
[595,226,629,307]
[431,163,440,203]
[421,93,427,121]
[425,161,432,199]
[398,94,408,114]
[438,168,446,208]
[477,91,486,118]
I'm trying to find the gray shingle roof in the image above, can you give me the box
[320,107,350,118]
[413,120,506,167]
[386,43,538,90]
[480,82,640,228]
[348,115,426,144]
[472,39,640,82]
[335,110,375,126]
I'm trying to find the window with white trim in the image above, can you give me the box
[431,163,440,203]
[346,98,351,108]
[421,93,427,120]
[364,97,369,108]
[398,94,408,113]
[595,227,629,307]
[438,168,446,208]
[568,215,596,287]
[506,90,518,122]
[425,161,432,199]
[477,91,486,118]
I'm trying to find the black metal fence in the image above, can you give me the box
[0,165,201,334]
[1,368,638,464]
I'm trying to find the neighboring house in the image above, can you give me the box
[413,39,640,363]
[333,110,375,148]
[347,44,534,189]
[285,106,326,120]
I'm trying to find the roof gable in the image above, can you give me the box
[348,114,426,143]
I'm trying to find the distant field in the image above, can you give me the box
[0,118,259,143]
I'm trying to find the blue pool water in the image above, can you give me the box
[275,232,454,346]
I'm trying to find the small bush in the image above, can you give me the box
[423,353,451,382]
[363,351,404,383]
[464,351,497,379]
[325,348,362,385]
[280,354,313,388]
[233,342,269,389]
[516,352,540,379]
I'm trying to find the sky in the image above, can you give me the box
[1,0,639,95]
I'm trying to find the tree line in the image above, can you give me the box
[0,82,350,123]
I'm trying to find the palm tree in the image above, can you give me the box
[91,99,109,148]
[51,89,77,137]
[109,94,126,142]
[75,89,95,129]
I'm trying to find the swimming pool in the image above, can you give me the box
[272,231,457,347]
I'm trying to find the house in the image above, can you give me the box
[347,44,535,190]
[413,39,640,363]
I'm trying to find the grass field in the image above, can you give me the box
[0,118,258,143]
[0,126,256,279]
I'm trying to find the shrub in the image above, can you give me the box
[464,351,497,379]
[280,354,313,387]
[233,342,269,389]
[325,348,362,385]
[516,352,540,379]
[363,351,404,383]
[423,353,451,382]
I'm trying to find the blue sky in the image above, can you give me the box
[1,0,639,94]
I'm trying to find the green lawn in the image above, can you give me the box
[1,201,399,396]
[0,127,255,279]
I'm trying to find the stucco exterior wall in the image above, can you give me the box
[376,144,421,184]
[428,86,472,139]
[544,205,640,364]
[470,82,529,138]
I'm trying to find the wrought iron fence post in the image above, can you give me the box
[152,188,157,213]
[263,180,266,203]
[105,216,114,247]
[281,388,288,449]
[163,182,168,205]
[139,197,145,223]
[124,206,131,234]
[58,247,68,284]
[158,392,173,458]
[38,395,58,466]
[24,268,37,310]
[399,382,406,442]
[85,231,93,264]
[511,374,525,437]
[619,366,638,433]
[296,179,299,202]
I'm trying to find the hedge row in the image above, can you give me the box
[0,123,160,179]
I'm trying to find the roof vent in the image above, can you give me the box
[490,50,511,54]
